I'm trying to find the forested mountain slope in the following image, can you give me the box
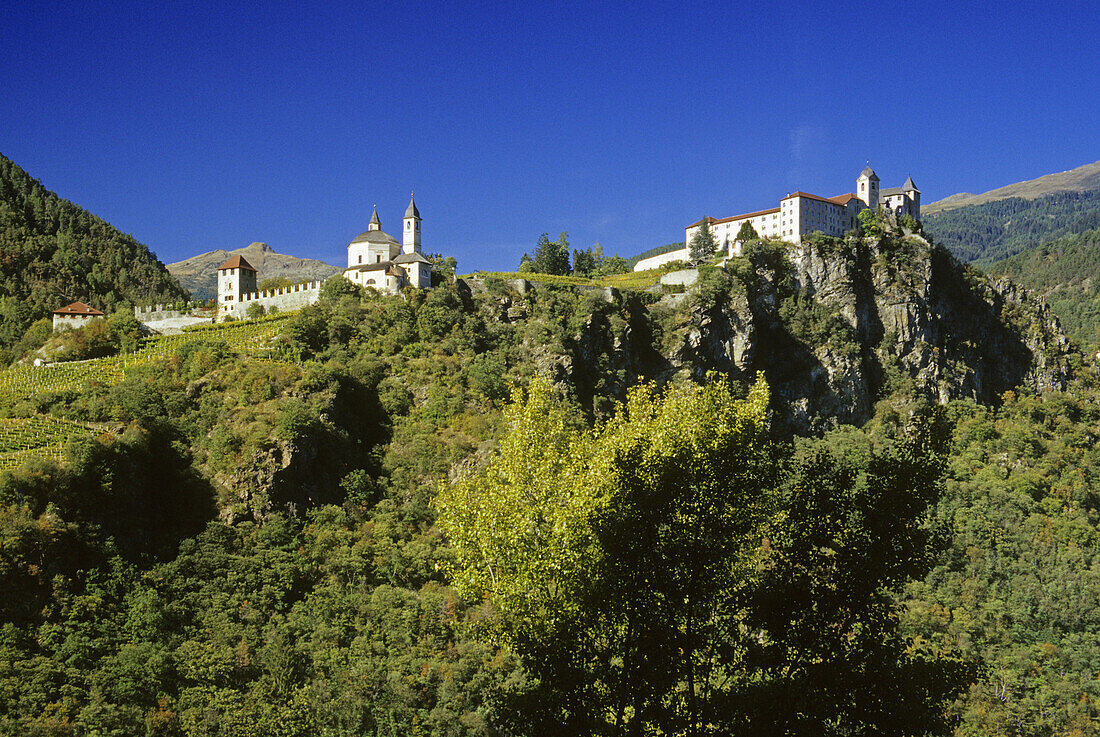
[0,222,1093,735]
[0,154,188,359]
[923,159,1100,215]
[922,190,1100,263]
[984,229,1100,351]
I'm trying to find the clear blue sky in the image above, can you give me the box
[3,0,1098,273]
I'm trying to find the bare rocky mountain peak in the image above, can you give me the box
[167,242,340,300]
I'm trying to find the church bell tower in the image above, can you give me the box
[402,194,421,254]
[857,165,880,209]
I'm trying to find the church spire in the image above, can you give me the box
[368,205,381,231]
[402,193,421,254]
[404,193,420,220]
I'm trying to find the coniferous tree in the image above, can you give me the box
[736,220,758,242]
[532,232,571,275]
[689,219,717,264]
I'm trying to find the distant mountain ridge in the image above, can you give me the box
[924,159,1100,214]
[168,241,340,300]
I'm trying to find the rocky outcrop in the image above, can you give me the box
[487,230,1076,432]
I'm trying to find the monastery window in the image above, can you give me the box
[359,255,363,264]
[377,255,382,263]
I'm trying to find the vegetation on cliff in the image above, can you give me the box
[0,154,188,362]
[0,220,1096,735]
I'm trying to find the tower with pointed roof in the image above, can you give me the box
[880,175,921,219]
[343,196,434,292]
[903,176,920,217]
[857,165,880,210]
[402,195,421,255]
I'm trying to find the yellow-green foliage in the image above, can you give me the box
[436,373,770,636]
[0,313,293,407]
[0,415,102,470]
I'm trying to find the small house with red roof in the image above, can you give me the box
[52,301,105,330]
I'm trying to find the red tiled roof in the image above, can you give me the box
[52,301,104,316]
[689,190,866,229]
[688,207,781,228]
[782,191,862,206]
[216,255,257,272]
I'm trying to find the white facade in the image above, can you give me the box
[52,301,104,330]
[216,256,258,311]
[343,196,433,294]
[207,196,437,319]
[651,167,920,272]
[402,198,421,254]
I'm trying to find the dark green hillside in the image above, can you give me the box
[0,153,188,359]
[0,224,1089,735]
[984,230,1100,351]
[922,190,1100,263]
[627,240,684,268]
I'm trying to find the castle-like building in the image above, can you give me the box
[634,166,920,271]
[213,196,434,318]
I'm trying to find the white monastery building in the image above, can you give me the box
[635,166,920,271]
[212,195,435,317]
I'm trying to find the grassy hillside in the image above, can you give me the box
[0,153,188,360]
[923,159,1100,215]
[0,314,292,469]
[922,190,1100,263]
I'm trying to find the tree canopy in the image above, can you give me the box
[436,375,967,735]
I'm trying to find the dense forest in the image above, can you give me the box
[626,241,685,268]
[0,154,188,362]
[2,217,1100,734]
[922,190,1100,263]
[983,229,1100,352]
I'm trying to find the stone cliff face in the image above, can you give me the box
[473,229,1075,431]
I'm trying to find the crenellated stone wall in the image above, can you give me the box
[219,280,324,318]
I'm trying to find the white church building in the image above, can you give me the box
[213,196,435,317]
[635,166,920,271]
[343,196,433,291]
